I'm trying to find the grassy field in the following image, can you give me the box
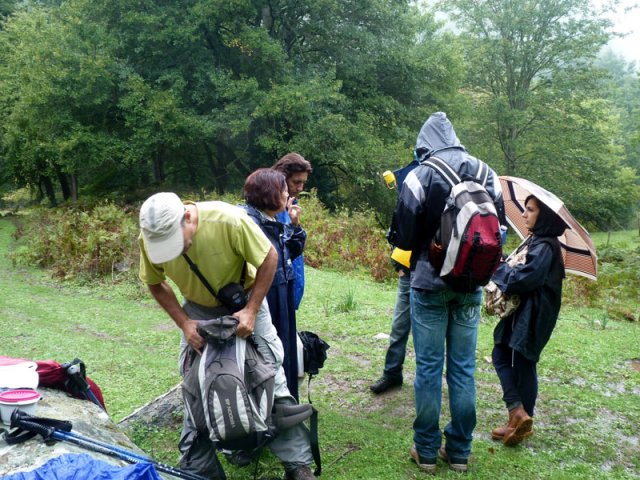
[1,218,639,479]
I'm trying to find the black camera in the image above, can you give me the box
[218,282,248,312]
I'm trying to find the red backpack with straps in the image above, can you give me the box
[0,356,106,411]
[424,156,503,292]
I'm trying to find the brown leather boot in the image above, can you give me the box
[492,421,533,441]
[502,406,533,446]
[491,423,509,441]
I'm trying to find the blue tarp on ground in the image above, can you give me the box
[1,453,162,480]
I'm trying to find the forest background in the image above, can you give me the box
[1,1,639,478]
[0,0,639,231]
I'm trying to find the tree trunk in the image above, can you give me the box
[40,175,57,207]
[69,173,78,202]
[117,384,183,431]
[261,4,273,31]
[498,119,518,175]
[54,165,71,201]
[203,142,227,194]
[35,182,44,203]
[183,157,197,189]
[152,146,165,184]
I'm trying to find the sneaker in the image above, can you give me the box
[438,446,468,473]
[369,375,402,394]
[410,444,436,475]
[284,465,316,480]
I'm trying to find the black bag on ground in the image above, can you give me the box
[297,331,330,376]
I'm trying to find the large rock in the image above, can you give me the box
[0,387,169,478]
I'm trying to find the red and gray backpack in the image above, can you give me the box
[424,156,502,292]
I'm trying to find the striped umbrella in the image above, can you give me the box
[499,176,598,280]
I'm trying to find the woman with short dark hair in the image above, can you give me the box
[243,168,306,401]
[243,169,287,212]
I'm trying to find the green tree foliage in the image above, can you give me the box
[0,0,637,230]
[0,0,462,214]
[0,5,120,204]
[596,50,640,174]
[439,0,639,229]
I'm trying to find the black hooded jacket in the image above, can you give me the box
[390,112,506,291]
[244,204,306,286]
[492,201,567,362]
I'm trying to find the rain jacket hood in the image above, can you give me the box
[529,197,569,237]
[415,112,465,160]
[390,112,506,292]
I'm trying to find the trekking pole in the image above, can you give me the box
[61,360,106,412]
[55,430,162,464]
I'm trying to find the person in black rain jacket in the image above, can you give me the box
[490,194,567,446]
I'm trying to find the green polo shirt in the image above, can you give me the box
[139,200,271,307]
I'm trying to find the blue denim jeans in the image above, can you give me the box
[383,273,411,379]
[411,288,481,462]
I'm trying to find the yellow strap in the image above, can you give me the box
[390,248,411,268]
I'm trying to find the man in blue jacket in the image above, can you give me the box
[390,112,505,474]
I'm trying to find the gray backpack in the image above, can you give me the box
[181,316,320,463]
[182,316,277,450]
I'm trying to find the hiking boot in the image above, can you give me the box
[492,421,533,441]
[410,444,436,475]
[284,465,316,480]
[369,375,402,394]
[502,406,533,446]
[438,446,468,473]
[491,423,509,441]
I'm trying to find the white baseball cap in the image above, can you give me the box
[139,192,185,264]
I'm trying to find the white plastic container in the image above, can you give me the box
[0,361,39,390]
[0,389,41,425]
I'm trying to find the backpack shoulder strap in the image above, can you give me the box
[475,160,490,187]
[310,408,321,476]
[422,156,460,189]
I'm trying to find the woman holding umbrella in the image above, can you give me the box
[490,194,568,446]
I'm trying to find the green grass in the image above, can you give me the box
[1,218,639,479]
[0,219,181,420]
[591,229,640,250]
